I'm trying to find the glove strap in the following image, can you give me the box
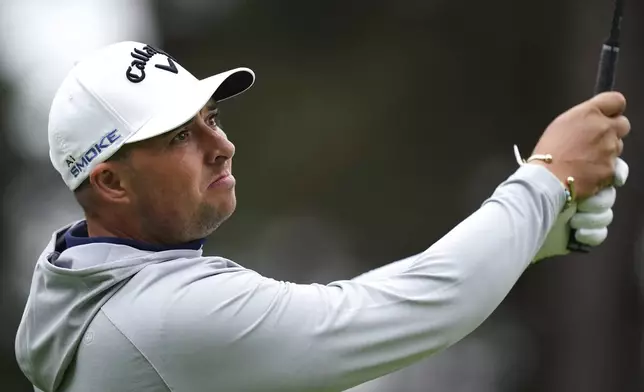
[513,144,576,209]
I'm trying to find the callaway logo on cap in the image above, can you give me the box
[48,41,255,190]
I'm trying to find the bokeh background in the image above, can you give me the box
[2,0,644,391]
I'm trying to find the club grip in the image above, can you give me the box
[567,44,620,254]
[567,229,591,253]
[593,44,620,95]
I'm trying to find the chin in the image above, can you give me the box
[194,199,236,238]
[221,191,236,215]
[219,203,236,223]
[208,192,237,223]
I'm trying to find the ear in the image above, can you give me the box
[88,162,132,204]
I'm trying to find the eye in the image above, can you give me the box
[205,109,221,129]
[171,130,191,144]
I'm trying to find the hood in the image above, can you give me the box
[14,222,203,391]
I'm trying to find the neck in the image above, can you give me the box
[67,219,206,252]
[85,215,143,241]
[84,213,202,246]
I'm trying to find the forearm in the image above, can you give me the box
[353,163,565,283]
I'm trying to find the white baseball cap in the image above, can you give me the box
[48,41,255,190]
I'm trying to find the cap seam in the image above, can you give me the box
[51,75,82,158]
[54,129,68,158]
[75,76,132,133]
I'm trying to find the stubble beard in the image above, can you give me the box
[191,200,233,238]
[138,197,235,244]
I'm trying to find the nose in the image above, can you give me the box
[201,122,235,165]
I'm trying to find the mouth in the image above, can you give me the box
[209,171,235,189]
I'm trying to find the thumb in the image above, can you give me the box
[591,91,627,117]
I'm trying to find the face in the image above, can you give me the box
[114,100,237,243]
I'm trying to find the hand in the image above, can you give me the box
[532,157,628,263]
[529,92,630,200]
[569,157,628,245]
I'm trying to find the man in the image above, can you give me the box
[15,41,630,392]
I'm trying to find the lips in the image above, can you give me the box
[209,171,235,189]
[212,172,230,184]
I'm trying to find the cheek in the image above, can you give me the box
[133,162,202,209]
[130,147,207,206]
[133,179,198,228]
[160,170,203,205]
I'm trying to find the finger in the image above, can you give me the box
[616,138,624,156]
[577,187,616,212]
[611,115,631,139]
[575,227,608,247]
[614,158,629,187]
[592,91,627,117]
[570,209,613,230]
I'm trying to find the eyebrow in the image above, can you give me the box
[161,99,219,141]
[205,98,218,111]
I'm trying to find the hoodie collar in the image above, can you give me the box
[16,221,206,392]
[63,221,206,253]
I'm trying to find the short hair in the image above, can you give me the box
[73,146,132,211]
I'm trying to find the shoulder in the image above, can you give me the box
[97,255,282,390]
[101,255,266,333]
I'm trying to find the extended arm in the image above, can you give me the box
[161,164,565,391]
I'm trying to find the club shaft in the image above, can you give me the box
[567,1,624,253]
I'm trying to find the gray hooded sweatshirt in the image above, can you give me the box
[15,164,565,392]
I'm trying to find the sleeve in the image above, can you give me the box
[161,164,566,392]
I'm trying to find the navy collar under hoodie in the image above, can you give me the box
[14,220,206,391]
[63,221,205,257]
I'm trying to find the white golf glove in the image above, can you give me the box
[533,157,628,263]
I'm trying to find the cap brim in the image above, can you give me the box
[125,67,254,144]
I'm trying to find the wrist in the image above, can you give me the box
[528,161,576,209]
[514,145,576,209]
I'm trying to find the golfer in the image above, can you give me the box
[15,41,630,392]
